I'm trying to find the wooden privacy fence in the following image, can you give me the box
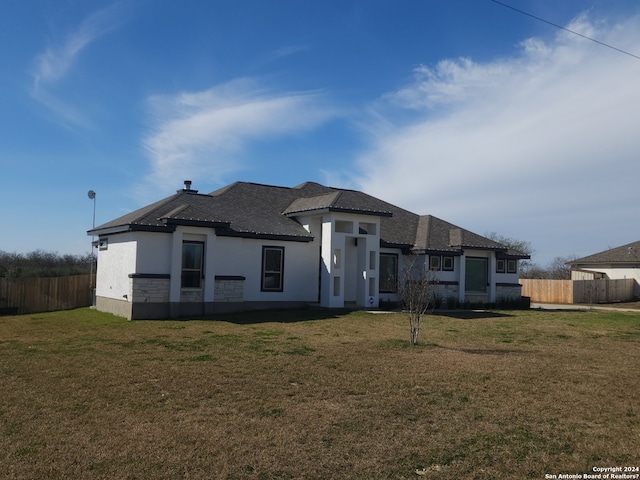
[0,274,95,315]
[520,278,636,304]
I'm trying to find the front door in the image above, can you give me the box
[465,257,488,301]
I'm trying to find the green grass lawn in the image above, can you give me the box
[1,307,639,479]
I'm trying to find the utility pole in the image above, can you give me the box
[88,190,96,305]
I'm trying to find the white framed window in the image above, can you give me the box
[262,246,284,292]
[430,255,454,271]
[181,241,204,288]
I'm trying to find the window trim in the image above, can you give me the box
[261,246,285,292]
[507,259,517,274]
[429,255,454,271]
[496,258,506,273]
[442,256,454,271]
[181,241,205,289]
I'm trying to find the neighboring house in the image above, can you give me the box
[88,180,529,319]
[568,241,640,297]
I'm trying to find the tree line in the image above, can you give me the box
[0,250,95,278]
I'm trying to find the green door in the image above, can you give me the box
[465,257,487,293]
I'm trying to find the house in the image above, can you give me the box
[568,241,640,297]
[88,180,529,319]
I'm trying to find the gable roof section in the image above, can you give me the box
[89,180,526,255]
[283,191,393,217]
[411,215,512,255]
[569,241,640,266]
[87,191,231,235]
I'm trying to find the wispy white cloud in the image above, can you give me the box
[266,44,310,63]
[355,12,640,263]
[140,78,337,197]
[30,2,128,126]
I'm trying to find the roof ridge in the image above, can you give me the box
[326,190,342,207]
[158,204,189,220]
[129,193,182,223]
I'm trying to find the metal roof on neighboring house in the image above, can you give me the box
[88,180,528,256]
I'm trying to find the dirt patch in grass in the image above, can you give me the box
[0,307,639,479]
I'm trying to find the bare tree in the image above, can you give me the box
[396,255,437,346]
[547,255,578,280]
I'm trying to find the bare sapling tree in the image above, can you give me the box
[396,255,437,346]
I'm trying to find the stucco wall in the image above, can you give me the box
[213,236,319,303]
[96,233,137,301]
[135,232,172,273]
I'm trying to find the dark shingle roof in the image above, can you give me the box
[88,181,525,255]
[412,215,508,254]
[570,241,640,265]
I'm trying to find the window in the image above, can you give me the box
[181,241,204,288]
[379,253,398,293]
[262,246,284,292]
[497,258,517,273]
[430,255,454,271]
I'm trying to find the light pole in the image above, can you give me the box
[88,190,96,304]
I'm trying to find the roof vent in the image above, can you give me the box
[178,180,198,194]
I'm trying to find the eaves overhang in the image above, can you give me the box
[284,207,393,218]
[214,229,314,243]
[569,261,640,267]
[380,240,414,250]
[161,218,231,229]
[87,224,176,236]
[411,248,463,256]
[452,244,509,253]
[497,252,531,260]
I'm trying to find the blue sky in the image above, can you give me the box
[1,0,639,266]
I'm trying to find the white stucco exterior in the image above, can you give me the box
[91,183,526,319]
[95,232,137,301]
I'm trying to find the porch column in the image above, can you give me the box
[458,254,466,302]
[169,229,183,317]
[203,231,216,303]
[488,254,497,303]
[320,216,344,308]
